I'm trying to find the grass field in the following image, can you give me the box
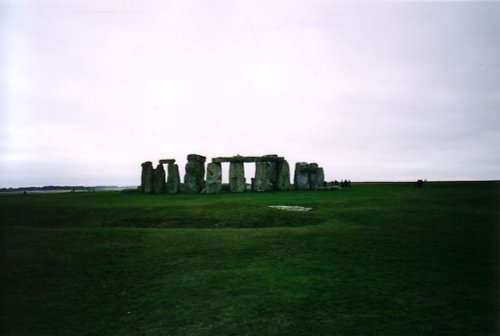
[1,182,498,335]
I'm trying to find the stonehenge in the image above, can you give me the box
[140,154,326,194]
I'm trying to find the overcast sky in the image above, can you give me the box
[1,0,499,187]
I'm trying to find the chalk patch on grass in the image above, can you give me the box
[268,205,313,212]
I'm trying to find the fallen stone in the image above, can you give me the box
[268,205,313,212]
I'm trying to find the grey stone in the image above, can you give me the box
[206,162,222,193]
[293,162,325,190]
[311,167,325,190]
[308,163,319,190]
[187,154,206,162]
[141,154,324,195]
[166,163,180,194]
[154,164,166,194]
[253,162,273,191]
[229,162,245,192]
[252,162,271,191]
[212,155,285,163]
[269,162,278,186]
[294,162,311,190]
[141,161,154,193]
[276,160,291,191]
[159,159,175,165]
[184,154,206,193]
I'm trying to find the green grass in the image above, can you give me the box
[1,182,498,335]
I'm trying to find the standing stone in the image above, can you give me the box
[294,162,311,190]
[318,168,325,188]
[166,163,180,194]
[263,155,279,188]
[229,162,245,192]
[141,161,154,193]
[154,164,166,194]
[206,162,222,193]
[269,162,278,188]
[276,160,291,191]
[311,167,325,189]
[184,154,206,193]
[308,163,319,190]
[253,162,272,191]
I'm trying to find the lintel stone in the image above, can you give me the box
[159,159,176,164]
[212,155,284,163]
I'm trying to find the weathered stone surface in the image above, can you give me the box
[269,162,278,186]
[294,162,311,190]
[311,167,325,190]
[205,162,222,193]
[184,154,206,193]
[166,163,180,194]
[293,162,325,190]
[159,159,175,165]
[276,160,291,191]
[252,162,273,191]
[229,162,245,192]
[308,163,319,190]
[154,164,166,194]
[187,154,206,162]
[141,161,154,193]
[212,155,284,163]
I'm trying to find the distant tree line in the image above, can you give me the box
[0,186,120,192]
